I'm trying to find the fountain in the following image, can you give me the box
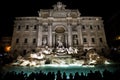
[10,46,111,67]
[2,46,118,80]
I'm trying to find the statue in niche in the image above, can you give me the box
[57,40,63,47]
[73,39,78,45]
[57,35,63,47]
[42,37,47,46]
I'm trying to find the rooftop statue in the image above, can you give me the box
[53,2,66,10]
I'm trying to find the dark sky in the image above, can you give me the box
[0,0,120,46]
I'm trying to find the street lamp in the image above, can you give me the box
[5,45,11,53]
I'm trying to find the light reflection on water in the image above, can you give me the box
[1,63,120,77]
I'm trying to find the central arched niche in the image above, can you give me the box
[54,26,66,47]
[55,27,65,33]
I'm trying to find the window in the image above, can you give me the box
[26,25,29,30]
[97,25,100,30]
[99,38,103,42]
[33,38,36,44]
[17,25,21,30]
[16,38,19,43]
[82,25,85,30]
[91,38,95,43]
[90,25,93,30]
[24,38,28,43]
[83,38,87,42]
[34,25,37,30]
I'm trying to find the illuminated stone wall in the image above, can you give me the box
[11,2,108,56]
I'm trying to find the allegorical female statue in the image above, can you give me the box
[57,35,63,47]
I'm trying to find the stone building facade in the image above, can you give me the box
[11,2,108,55]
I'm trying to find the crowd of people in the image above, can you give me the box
[0,69,120,80]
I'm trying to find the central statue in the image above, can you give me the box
[57,35,64,48]
[57,40,63,47]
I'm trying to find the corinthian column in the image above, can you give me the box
[37,24,42,47]
[68,24,72,46]
[48,24,52,47]
[77,24,83,46]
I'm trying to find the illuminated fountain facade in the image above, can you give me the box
[11,46,110,67]
[11,2,108,56]
[10,2,110,66]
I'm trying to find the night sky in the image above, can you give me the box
[0,0,120,46]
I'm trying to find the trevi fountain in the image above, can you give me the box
[1,44,119,79]
[10,44,110,67]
